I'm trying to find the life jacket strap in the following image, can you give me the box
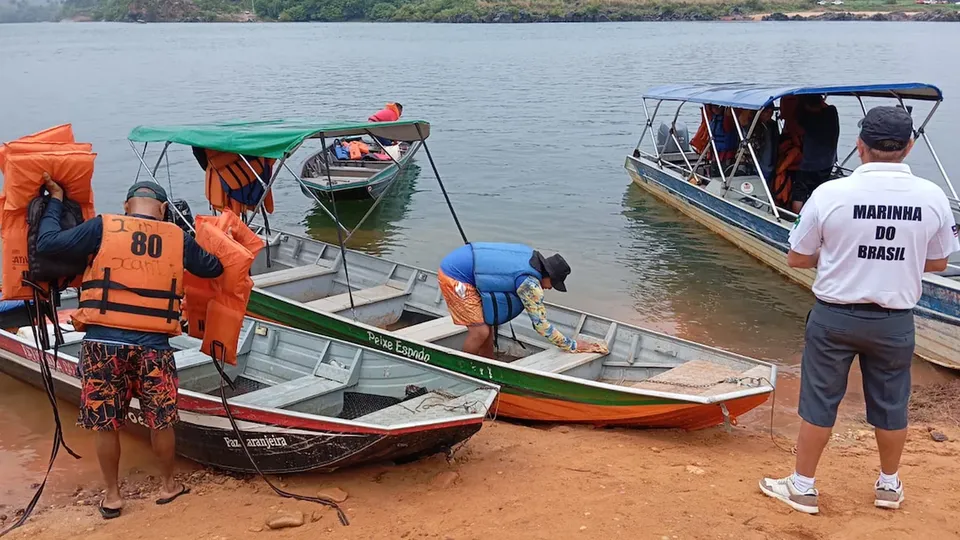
[80,270,181,322]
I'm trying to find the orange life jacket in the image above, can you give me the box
[183,210,262,366]
[0,144,97,301]
[347,140,369,160]
[771,96,805,208]
[72,215,184,335]
[0,124,75,171]
[203,150,276,216]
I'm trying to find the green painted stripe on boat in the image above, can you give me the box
[248,291,683,408]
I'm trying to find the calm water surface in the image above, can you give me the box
[1,21,958,506]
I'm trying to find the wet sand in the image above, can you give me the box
[2,362,958,539]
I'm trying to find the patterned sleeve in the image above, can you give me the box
[516,276,577,352]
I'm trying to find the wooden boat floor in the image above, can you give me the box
[354,389,491,426]
[604,361,770,397]
[253,264,336,288]
[305,284,408,312]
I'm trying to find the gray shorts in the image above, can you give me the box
[798,300,915,431]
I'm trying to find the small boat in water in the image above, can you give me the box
[299,137,419,201]
[126,119,777,430]
[623,82,960,370]
[0,301,498,474]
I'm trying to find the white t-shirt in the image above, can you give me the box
[789,162,960,309]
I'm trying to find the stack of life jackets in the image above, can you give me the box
[182,210,262,366]
[368,103,401,123]
[198,149,276,216]
[0,125,97,300]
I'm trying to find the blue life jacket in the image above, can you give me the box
[710,113,738,154]
[471,242,541,326]
[333,140,350,160]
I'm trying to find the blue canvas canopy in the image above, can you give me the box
[642,83,943,111]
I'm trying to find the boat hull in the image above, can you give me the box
[624,155,960,370]
[0,332,482,474]
[246,291,772,430]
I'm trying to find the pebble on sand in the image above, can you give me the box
[265,511,305,530]
[685,465,706,475]
[930,431,949,443]
[317,487,349,503]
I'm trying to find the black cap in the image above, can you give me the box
[858,106,913,152]
[126,181,168,203]
[543,253,570,292]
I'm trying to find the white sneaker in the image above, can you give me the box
[875,480,904,509]
[759,476,819,514]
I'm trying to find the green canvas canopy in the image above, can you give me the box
[127,119,431,159]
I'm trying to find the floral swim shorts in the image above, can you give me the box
[78,340,179,431]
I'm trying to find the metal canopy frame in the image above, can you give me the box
[127,124,470,319]
[632,89,958,223]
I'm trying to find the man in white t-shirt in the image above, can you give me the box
[759,106,960,515]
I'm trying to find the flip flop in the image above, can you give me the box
[155,485,190,505]
[98,501,122,520]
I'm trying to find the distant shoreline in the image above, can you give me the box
[55,9,959,23]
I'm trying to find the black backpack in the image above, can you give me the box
[26,194,88,290]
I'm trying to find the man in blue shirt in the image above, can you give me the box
[437,243,608,359]
[37,176,222,519]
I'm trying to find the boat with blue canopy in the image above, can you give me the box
[624,82,960,370]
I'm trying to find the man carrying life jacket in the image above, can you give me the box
[368,102,403,148]
[35,178,223,520]
[438,243,609,359]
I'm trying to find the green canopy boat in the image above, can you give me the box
[126,119,777,430]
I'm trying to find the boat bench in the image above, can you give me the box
[253,264,337,288]
[394,317,464,342]
[323,166,377,177]
[231,375,344,410]
[511,347,608,374]
[175,349,213,371]
[305,284,408,313]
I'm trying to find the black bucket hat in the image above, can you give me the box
[543,253,571,292]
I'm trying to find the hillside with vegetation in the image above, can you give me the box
[60,0,253,21]
[0,0,61,22]
[10,0,958,23]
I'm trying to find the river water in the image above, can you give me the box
[1,21,958,510]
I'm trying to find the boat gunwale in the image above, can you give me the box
[0,320,497,435]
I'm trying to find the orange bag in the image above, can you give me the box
[0,149,96,301]
[184,210,262,365]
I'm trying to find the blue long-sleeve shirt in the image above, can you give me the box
[36,198,223,349]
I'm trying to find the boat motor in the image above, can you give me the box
[656,122,690,155]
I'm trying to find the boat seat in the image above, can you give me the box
[304,285,408,313]
[511,347,607,374]
[231,375,344,409]
[323,166,378,177]
[394,316,464,342]
[175,349,212,371]
[253,264,336,288]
